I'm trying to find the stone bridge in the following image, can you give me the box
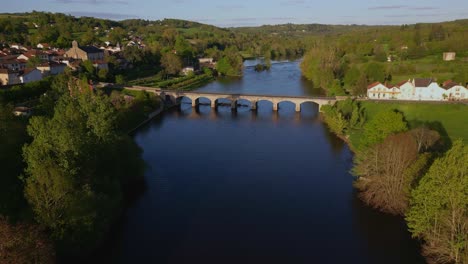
[125,86,340,112]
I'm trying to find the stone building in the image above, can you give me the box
[65,40,104,61]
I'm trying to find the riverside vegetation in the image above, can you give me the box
[0,73,159,262]
[321,99,467,264]
[1,11,467,263]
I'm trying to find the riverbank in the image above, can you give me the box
[128,72,215,91]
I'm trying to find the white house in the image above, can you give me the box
[397,80,413,100]
[19,68,42,84]
[413,78,446,101]
[368,78,467,101]
[445,85,467,101]
[37,62,66,76]
[367,82,395,100]
[181,66,194,76]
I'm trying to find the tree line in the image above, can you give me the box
[0,74,155,262]
[322,99,467,264]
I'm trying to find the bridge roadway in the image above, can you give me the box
[125,86,339,112]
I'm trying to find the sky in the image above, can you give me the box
[3,0,468,27]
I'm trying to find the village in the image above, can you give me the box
[0,39,215,87]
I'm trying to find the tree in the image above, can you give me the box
[108,27,126,45]
[23,89,144,254]
[26,56,42,68]
[353,132,432,215]
[322,105,347,136]
[0,217,55,263]
[360,110,407,148]
[98,68,108,81]
[410,127,441,153]
[365,62,385,83]
[406,140,467,264]
[160,52,182,77]
[0,103,28,217]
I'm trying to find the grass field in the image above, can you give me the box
[349,101,468,147]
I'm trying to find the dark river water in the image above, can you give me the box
[96,60,424,263]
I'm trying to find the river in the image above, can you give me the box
[95,59,424,263]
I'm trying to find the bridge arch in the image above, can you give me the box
[255,99,274,111]
[277,100,298,112]
[300,101,321,113]
[194,97,212,107]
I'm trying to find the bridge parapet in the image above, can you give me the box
[125,86,337,112]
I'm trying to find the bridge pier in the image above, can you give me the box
[295,104,301,112]
[191,100,196,107]
[251,101,257,111]
[210,100,216,108]
[272,103,278,111]
[231,100,237,111]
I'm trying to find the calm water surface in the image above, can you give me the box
[96,60,424,263]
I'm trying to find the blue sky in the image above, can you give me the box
[3,0,468,27]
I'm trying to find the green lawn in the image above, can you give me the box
[356,101,468,143]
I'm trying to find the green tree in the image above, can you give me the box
[160,52,182,77]
[26,56,42,68]
[360,110,407,148]
[406,140,468,264]
[365,62,385,83]
[23,89,144,253]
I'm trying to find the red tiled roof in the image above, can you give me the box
[442,80,458,89]
[367,81,382,90]
[414,78,433,87]
[396,80,410,87]
[92,60,107,64]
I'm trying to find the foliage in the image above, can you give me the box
[0,103,29,218]
[352,131,435,215]
[160,52,182,76]
[0,217,55,263]
[22,87,144,254]
[321,99,366,137]
[406,140,468,264]
[360,110,407,148]
[216,46,243,76]
[0,77,52,103]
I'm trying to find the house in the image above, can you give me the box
[0,59,26,71]
[198,57,217,69]
[65,40,104,61]
[0,69,20,86]
[443,52,456,61]
[413,78,446,101]
[367,78,467,101]
[10,44,28,51]
[19,68,42,84]
[367,82,391,99]
[92,60,109,70]
[397,80,414,100]
[13,106,32,117]
[18,49,49,61]
[36,62,67,76]
[37,43,50,49]
[445,85,467,101]
[181,66,194,76]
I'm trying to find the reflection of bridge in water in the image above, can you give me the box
[126,87,339,112]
